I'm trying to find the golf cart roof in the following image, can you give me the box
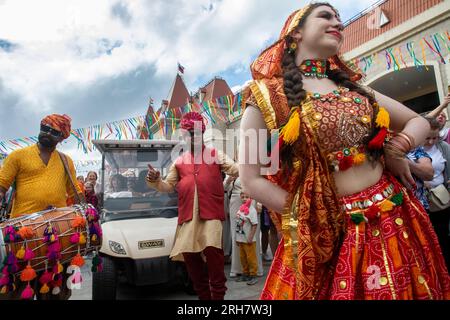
[93,139,180,154]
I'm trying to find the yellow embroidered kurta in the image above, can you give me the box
[148,150,238,261]
[0,144,81,218]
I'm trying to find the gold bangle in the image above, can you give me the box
[397,132,415,149]
[384,143,407,159]
[388,138,409,154]
[394,134,412,150]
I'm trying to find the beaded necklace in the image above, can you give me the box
[299,59,328,78]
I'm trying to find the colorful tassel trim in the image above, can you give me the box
[20,264,37,282]
[349,191,403,224]
[368,127,388,150]
[70,254,85,267]
[3,226,20,243]
[86,207,100,222]
[70,232,80,244]
[350,213,366,225]
[379,199,395,212]
[43,225,58,243]
[375,107,390,128]
[79,233,86,245]
[20,284,34,300]
[17,226,34,240]
[280,109,300,145]
[353,153,366,165]
[338,155,354,171]
[52,286,61,295]
[39,283,50,294]
[39,270,52,285]
[71,216,86,228]
[16,246,26,260]
[24,248,35,261]
[91,254,103,273]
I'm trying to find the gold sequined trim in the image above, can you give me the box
[379,230,397,299]
[249,81,277,131]
[301,97,319,130]
[282,190,300,270]
[285,7,310,36]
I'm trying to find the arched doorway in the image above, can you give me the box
[367,65,441,114]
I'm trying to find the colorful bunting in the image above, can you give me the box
[353,30,449,74]
[0,91,246,155]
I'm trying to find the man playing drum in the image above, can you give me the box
[0,114,82,300]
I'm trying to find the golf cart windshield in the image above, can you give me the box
[100,146,178,221]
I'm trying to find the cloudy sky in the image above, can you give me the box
[0,0,378,161]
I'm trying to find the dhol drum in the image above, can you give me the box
[0,205,102,298]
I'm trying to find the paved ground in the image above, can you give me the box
[70,257,272,300]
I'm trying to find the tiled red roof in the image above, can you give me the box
[200,78,233,102]
[166,74,190,109]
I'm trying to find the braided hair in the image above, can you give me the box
[280,2,381,171]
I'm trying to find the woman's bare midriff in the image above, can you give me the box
[332,160,384,197]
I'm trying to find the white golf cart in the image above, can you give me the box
[91,139,193,300]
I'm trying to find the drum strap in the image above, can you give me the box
[0,182,15,221]
[58,152,87,205]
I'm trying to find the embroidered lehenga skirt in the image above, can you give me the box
[261,173,450,300]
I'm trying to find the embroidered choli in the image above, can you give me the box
[307,87,374,172]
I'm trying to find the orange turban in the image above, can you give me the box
[180,112,206,132]
[250,5,364,82]
[41,114,72,139]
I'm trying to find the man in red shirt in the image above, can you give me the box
[146,112,238,300]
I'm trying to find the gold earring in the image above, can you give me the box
[288,42,298,55]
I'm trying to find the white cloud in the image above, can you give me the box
[0,0,379,143]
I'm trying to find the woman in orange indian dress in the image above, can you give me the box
[239,2,450,300]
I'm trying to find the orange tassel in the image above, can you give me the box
[79,233,86,245]
[71,254,85,267]
[379,200,395,212]
[17,226,35,240]
[57,261,64,274]
[39,283,50,294]
[353,153,366,165]
[20,264,37,282]
[71,216,86,228]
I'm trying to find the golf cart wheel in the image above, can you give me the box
[92,256,117,300]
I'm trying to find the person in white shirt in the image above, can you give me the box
[235,192,259,285]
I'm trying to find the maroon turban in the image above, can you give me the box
[180,112,205,132]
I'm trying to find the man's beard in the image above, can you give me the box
[38,135,58,148]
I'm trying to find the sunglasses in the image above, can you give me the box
[40,124,62,137]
